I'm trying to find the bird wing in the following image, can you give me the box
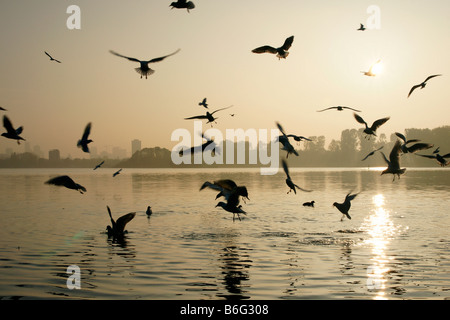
[389,140,402,169]
[45,51,53,59]
[370,117,390,131]
[115,212,136,233]
[252,45,278,54]
[417,154,436,159]
[81,122,92,140]
[45,175,75,186]
[276,122,288,137]
[442,153,450,159]
[147,49,181,63]
[424,74,442,82]
[185,115,208,120]
[280,36,294,51]
[109,50,141,62]
[380,151,390,165]
[210,105,233,115]
[353,113,367,126]
[345,192,359,202]
[316,107,335,112]
[395,132,407,143]
[282,159,290,180]
[214,179,238,191]
[3,115,16,134]
[343,106,362,112]
[186,1,195,9]
[106,206,116,228]
[407,143,433,153]
[200,181,224,192]
[407,84,421,98]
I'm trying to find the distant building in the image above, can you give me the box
[112,146,127,159]
[131,139,142,156]
[49,149,60,161]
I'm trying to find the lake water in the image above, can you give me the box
[0,167,449,300]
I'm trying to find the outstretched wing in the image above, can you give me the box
[370,117,390,131]
[200,181,224,192]
[407,84,421,98]
[395,132,407,143]
[353,113,367,126]
[316,107,335,112]
[345,192,359,202]
[407,143,433,153]
[214,179,238,191]
[106,206,116,228]
[389,140,402,169]
[280,36,294,51]
[417,154,436,159]
[282,159,290,180]
[185,115,208,120]
[81,122,92,140]
[210,105,233,115]
[147,49,181,64]
[252,45,278,54]
[115,212,136,233]
[424,74,442,83]
[3,115,16,134]
[45,175,75,186]
[109,50,141,62]
[343,106,361,112]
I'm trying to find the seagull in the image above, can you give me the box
[286,134,313,144]
[109,49,180,79]
[433,147,440,154]
[361,59,381,77]
[276,122,299,158]
[317,106,361,112]
[354,113,390,139]
[179,132,219,156]
[357,23,366,31]
[184,105,233,126]
[395,132,433,154]
[93,160,105,170]
[170,0,195,12]
[106,206,136,240]
[417,152,450,167]
[77,122,93,153]
[282,159,311,194]
[201,179,249,204]
[215,201,247,222]
[199,98,208,109]
[252,36,294,60]
[380,140,406,181]
[1,115,25,144]
[146,206,152,216]
[303,201,315,207]
[361,146,384,161]
[113,169,122,177]
[45,175,86,194]
[333,192,359,221]
[0,106,7,111]
[407,74,442,98]
[45,51,61,63]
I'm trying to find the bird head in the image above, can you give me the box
[332,202,337,208]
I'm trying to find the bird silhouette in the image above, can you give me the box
[113,169,122,177]
[45,175,86,193]
[303,201,315,207]
[276,122,299,158]
[199,98,208,109]
[93,160,105,170]
[317,106,361,112]
[184,105,233,126]
[201,180,249,204]
[380,140,406,181]
[170,0,195,12]
[77,122,93,153]
[252,36,294,60]
[146,206,152,217]
[45,51,61,63]
[361,146,384,161]
[215,201,247,222]
[106,206,136,240]
[357,23,366,31]
[395,132,433,154]
[282,159,311,194]
[417,152,450,167]
[1,115,25,144]
[433,147,440,154]
[286,134,312,144]
[354,113,389,139]
[179,132,219,156]
[361,59,381,76]
[333,192,359,221]
[407,74,442,98]
[109,49,180,79]
[0,106,7,111]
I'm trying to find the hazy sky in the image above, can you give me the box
[0,0,449,158]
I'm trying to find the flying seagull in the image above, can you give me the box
[45,51,61,63]
[354,113,390,139]
[252,36,294,60]
[106,206,136,240]
[282,159,311,194]
[317,106,361,112]
[1,115,25,144]
[357,23,366,31]
[276,122,299,158]
[0,106,7,111]
[286,134,312,144]
[179,132,219,156]
[417,152,450,167]
[113,169,122,177]
[361,146,384,161]
[395,132,433,154]
[109,49,180,79]
[77,122,93,153]
[184,105,233,126]
[333,192,359,221]
[199,98,208,109]
[170,0,195,12]
[93,160,105,170]
[380,140,406,181]
[201,179,249,204]
[407,74,442,98]
[361,59,381,77]
[45,175,86,194]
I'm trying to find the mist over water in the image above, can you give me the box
[0,168,449,300]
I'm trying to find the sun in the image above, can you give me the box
[371,60,383,76]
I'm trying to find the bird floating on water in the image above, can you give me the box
[357,23,366,31]
[361,146,384,161]
[282,159,311,194]
[303,201,315,207]
[380,140,406,181]
[106,206,136,240]
[199,98,208,109]
[361,59,381,77]
[170,0,195,12]
[276,122,299,158]
[407,74,442,98]
[45,51,61,63]
[93,160,105,170]
[395,132,433,154]
[113,169,122,177]
[252,36,294,60]
[184,105,233,126]
[333,192,359,221]
[109,49,180,79]
[417,152,450,167]
[354,113,389,139]
[77,122,93,153]
[45,175,86,194]
[146,206,152,217]
[2,115,25,144]
[317,106,361,112]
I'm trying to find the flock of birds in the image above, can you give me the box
[1,2,449,241]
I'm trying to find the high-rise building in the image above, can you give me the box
[131,139,141,156]
[49,149,60,161]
